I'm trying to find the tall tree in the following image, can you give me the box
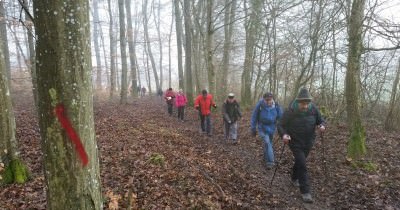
[0,1,10,82]
[153,0,163,89]
[93,0,103,90]
[126,0,138,98]
[168,4,174,88]
[143,0,160,91]
[119,0,129,104]
[108,0,117,98]
[22,0,38,109]
[205,0,215,95]
[174,0,184,89]
[183,0,193,104]
[241,0,261,107]
[345,0,367,159]
[33,0,102,208]
[219,0,237,100]
[384,58,400,131]
[0,31,29,185]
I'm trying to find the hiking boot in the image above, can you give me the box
[301,193,313,203]
[266,163,275,170]
[291,179,300,187]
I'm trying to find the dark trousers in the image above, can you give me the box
[199,114,211,134]
[290,146,312,194]
[167,103,173,115]
[177,106,185,120]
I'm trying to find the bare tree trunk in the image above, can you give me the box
[168,5,174,89]
[346,0,367,159]
[119,0,128,104]
[0,2,10,82]
[33,0,102,208]
[143,0,159,91]
[219,0,237,101]
[0,31,29,185]
[385,58,400,131]
[241,0,260,107]
[93,0,102,90]
[174,0,184,89]
[22,0,38,109]
[126,0,138,98]
[153,0,163,89]
[183,0,193,104]
[144,48,152,93]
[108,0,117,99]
[205,0,215,95]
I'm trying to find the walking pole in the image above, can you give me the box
[270,143,286,186]
[320,133,329,181]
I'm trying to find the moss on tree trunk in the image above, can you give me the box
[347,119,366,159]
[1,158,30,184]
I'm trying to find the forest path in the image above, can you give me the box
[1,94,399,209]
[95,96,331,209]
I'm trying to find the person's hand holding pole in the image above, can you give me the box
[283,134,291,144]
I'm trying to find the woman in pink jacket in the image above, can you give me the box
[175,89,187,121]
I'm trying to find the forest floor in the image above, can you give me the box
[1,93,400,209]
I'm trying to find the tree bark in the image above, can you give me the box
[0,30,29,185]
[183,0,193,104]
[219,0,237,101]
[93,0,102,90]
[126,0,138,98]
[345,0,367,159]
[33,0,102,208]
[153,0,163,89]
[174,0,184,89]
[21,0,38,110]
[108,0,117,99]
[119,0,128,104]
[241,0,261,107]
[385,58,400,131]
[205,0,215,95]
[143,0,160,91]
[0,2,11,84]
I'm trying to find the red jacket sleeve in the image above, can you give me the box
[194,96,200,108]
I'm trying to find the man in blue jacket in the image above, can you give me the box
[278,88,326,203]
[251,92,282,169]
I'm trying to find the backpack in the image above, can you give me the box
[257,101,281,123]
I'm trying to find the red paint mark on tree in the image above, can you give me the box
[54,104,89,166]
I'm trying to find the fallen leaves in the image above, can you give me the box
[1,96,399,209]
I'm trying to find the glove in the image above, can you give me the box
[319,125,326,132]
[167,97,172,100]
[283,134,291,144]
[251,130,257,137]
[213,104,217,108]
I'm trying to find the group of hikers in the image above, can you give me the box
[161,87,326,203]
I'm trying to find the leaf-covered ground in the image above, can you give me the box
[1,94,400,209]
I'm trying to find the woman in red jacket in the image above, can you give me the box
[194,89,217,136]
[175,89,187,121]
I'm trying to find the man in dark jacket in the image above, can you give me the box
[164,88,175,116]
[277,88,326,203]
[222,93,242,144]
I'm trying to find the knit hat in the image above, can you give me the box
[263,92,273,99]
[228,93,235,98]
[296,88,312,102]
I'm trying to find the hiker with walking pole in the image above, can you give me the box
[277,88,326,203]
